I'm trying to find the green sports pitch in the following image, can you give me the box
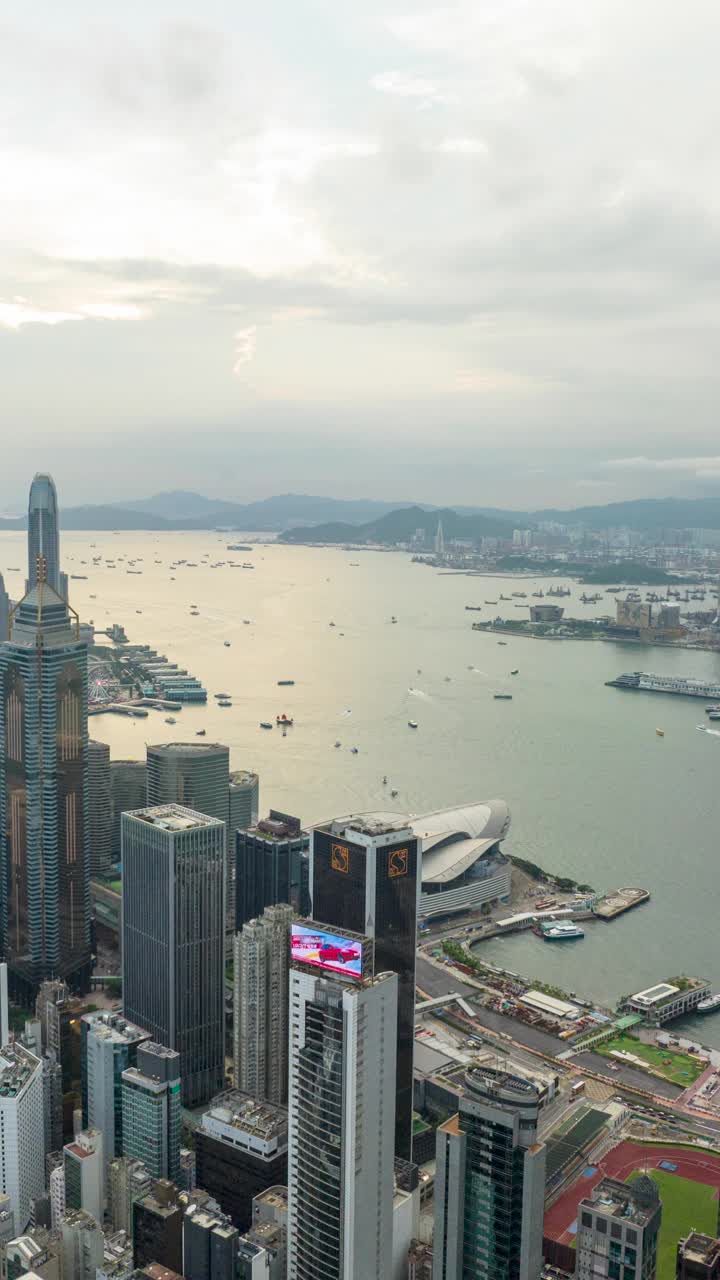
[595,1033,704,1086]
[630,1170,719,1280]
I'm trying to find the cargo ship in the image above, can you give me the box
[606,672,720,699]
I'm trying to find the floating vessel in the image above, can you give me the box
[224,641,231,647]
[278,680,295,686]
[510,669,519,675]
[606,672,720,699]
[165,717,176,725]
[408,720,418,729]
[218,700,232,708]
[655,728,665,737]
[196,729,206,736]
[260,721,273,729]
[541,920,584,941]
[697,994,720,1015]
[494,693,513,700]
[277,715,294,726]
[391,788,398,798]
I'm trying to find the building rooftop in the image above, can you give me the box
[199,1090,288,1143]
[148,742,228,756]
[130,804,223,832]
[323,815,411,839]
[229,770,259,786]
[679,1234,720,1265]
[82,1011,148,1045]
[630,977,708,1006]
[0,1043,40,1098]
[582,1176,660,1227]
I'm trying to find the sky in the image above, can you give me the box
[2,0,720,511]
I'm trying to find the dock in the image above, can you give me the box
[593,887,650,920]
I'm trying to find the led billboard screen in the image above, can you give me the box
[291,923,363,981]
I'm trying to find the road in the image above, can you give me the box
[573,1050,682,1100]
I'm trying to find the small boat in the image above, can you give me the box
[278,680,295,686]
[329,621,336,627]
[224,641,231,647]
[218,701,232,708]
[351,746,359,754]
[382,775,387,785]
[277,715,294,726]
[510,669,519,675]
[196,729,206,736]
[214,693,230,699]
[408,720,418,729]
[165,717,176,725]
[655,728,665,737]
[260,722,273,730]
[390,617,397,624]
[391,788,398,798]
[335,741,342,748]
[494,693,512,700]
[485,600,498,605]
[498,641,507,646]
[444,676,451,682]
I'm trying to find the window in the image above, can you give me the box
[596,1219,607,1235]
[611,1224,622,1240]
[581,1213,593,1228]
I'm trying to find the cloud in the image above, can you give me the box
[604,456,720,479]
[370,70,458,107]
[0,298,144,329]
[434,137,488,155]
[233,325,257,374]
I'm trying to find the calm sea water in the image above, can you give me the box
[2,530,719,1040]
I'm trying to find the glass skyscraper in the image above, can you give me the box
[27,473,61,594]
[0,575,91,999]
[235,813,309,931]
[121,804,225,1106]
[310,816,419,1160]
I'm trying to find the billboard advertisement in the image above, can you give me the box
[291,923,363,981]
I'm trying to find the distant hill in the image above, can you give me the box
[279,505,514,545]
[527,496,720,531]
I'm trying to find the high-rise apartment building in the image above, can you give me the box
[311,816,419,1159]
[107,1156,152,1236]
[132,1182,184,1273]
[27,474,61,595]
[433,1067,546,1280]
[81,1012,150,1163]
[121,1042,182,1183]
[88,741,112,877]
[0,573,91,998]
[194,1093,288,1232]
[61,1210,105,1280]
[287,926,397,1280]
[183,1204,238,1280]
[233,904,292,1103]
[235,814,309,931]
[63,1128,104,1226]
[576,1176,661,1280]
[122,805,225,1106]
[677,1234,720,1280]
[0,1043,45,1233]
[110,761,146,862]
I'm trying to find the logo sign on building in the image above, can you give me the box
[388,847,409,878]
[291,923,363,981]
[330,843,350,874]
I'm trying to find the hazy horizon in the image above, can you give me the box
[4,1,720,507]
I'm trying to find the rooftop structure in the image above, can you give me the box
[678,1233,720,1280]
[198,1091,288,1157]
[627,977,711,1024]
[579,1174,661,1227]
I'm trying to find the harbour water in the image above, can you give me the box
[2,530,719,1041]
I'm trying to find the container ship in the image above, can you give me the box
[606,672,720,699]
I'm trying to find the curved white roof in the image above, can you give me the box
[321,800,510,886]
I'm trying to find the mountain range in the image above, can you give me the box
[1,490,720,534]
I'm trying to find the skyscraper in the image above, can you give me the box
[0,1042,45,1233]
[287,925,397,1280]
[122,804,225,1106]
[88,741,112,878]
[577,1176,661,1280]
[233,904,292,1103]
[81,1011,150,1163]
[109,760,146,862]
[228,770,259,834]
[0,573,9,642]
[433,1067,546,1280]
[63,1128,104,1225]
[235,814,309,931]
[0,569,91,999]
[122,1042,182,1183]
[310,816,419,1159]
[146,742,230,825]
[27,473,61,595]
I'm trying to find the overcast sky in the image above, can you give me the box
[2,0,720,511]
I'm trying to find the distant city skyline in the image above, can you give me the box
[3,3,720,508]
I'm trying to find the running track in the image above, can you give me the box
[545,1142,720,1244]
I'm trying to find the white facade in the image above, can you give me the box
[0,1044,45,1232]
[50,1165,66,1230]
[63,1129,103,1227]
[287,963,397,1280]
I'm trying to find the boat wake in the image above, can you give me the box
[407,687,429,698]
[698,725,720,739]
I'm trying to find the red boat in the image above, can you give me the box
[277,714,294,725]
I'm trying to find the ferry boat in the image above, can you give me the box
[697,994,720,1015]
[494,693,513,700]
[541,921,584,941]
[606,672,720,699]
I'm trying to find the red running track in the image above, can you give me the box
[545,1142,720,1244]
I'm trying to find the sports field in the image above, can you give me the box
[545,1140,720,1274]
[629,1170,718,1280]
[595,1033,704,1086]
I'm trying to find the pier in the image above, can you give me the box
[593,887,650,920]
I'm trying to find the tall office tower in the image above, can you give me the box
[27,474,61,594]
[577,1176,661,1280]
[287,925,397,1280]
[0,572,9,641]
[132,1182,183,1273]
[61,1210,105,1280]
[194,1093,288,1232]
[677,1235,720,1280]
[0,570,91,999]
[183,1204,238,1280]
[235,814,309,931]
[311,816,419,1159]
[63,1127,104,1225]
[110,760,146,862]
[87,741,112,877]
[146,742,230,823]
[227,771,259,926]
[42,1055,64,1156]
[122,805,225,1106]
[0,1043,45,1233]
[0,961,9,1045]
[121,1042,182,1182]
[433,1067,546,1280]
[107,1156,151,1235]
[233,904,293,1104]
[81,1012,149,1163]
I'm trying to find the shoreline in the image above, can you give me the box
[471,621,720,652]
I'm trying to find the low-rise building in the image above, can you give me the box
[677,1233,720,1280]
[627,978,711,1025]
[576,1176,662,1280]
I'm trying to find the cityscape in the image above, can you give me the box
[0,472,719,1280]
